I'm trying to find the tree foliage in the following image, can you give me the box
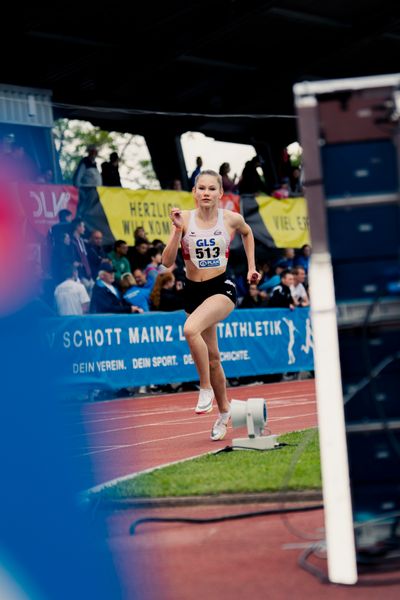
[53,119,159,189]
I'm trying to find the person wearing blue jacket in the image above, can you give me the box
[90,262,142,314]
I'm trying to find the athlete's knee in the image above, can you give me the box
[209,356,222,372]
[183,322,199,341]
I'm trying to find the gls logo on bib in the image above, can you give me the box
[196,238,216,247]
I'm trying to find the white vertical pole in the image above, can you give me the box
[310,252,358,584]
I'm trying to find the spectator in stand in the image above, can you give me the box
[238,155,268,195]
[133,226,150,244]
[239,283,268,308]
[101,152,121,187]
[47,209,73,249]
[296,261,309,293]
[128,236,150,271]
[151,238,165,251]
[189,156,203,187]
[289,167,304,197]
[108,239,131,285]
[0,137,38,182]
[282,247,295,269]
[171,178,183,191]
[294,243,311,274]
[219,162,238,194]
[47,209,74,286]
[72,145,102,188]
[54,264,90,316]
[259,258,289,293]
[90,262,142,314]
[11,144,38,181]
[70,218,94,295]
[120,268,154,312]
[268,269,296,309]
[144,246,167,285]
[271,177,290,199]
[50,231,75,286]
[73,145,102,219]
[86,230,110,279]
[257,260,274,287]
[150,272,184,312]
[291,266,310,305]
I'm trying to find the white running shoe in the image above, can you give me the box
[195,388,214,414]
[210,412,231,441]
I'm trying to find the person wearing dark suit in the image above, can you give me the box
[47,209,73,248]
[268,269,296,310]
[90,262,142,314]
[101,152,121,187]
[238,155,268,195]
[86,230,109,279]
[70,218,94,295]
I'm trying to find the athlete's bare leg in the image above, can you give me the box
[201,323,230,413]
[183,294,234,397]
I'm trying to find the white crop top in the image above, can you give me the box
[181,209,231,269]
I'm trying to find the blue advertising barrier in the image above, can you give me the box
[46,308,314,389]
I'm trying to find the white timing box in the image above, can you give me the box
[232,434,278,451]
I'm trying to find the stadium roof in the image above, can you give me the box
[2,1,400,182]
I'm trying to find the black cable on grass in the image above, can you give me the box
[128,435,321,540]
[127,438,320,539]
[213,442,292,454]
[129,503,323,535]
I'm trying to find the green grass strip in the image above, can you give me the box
[94,429,321,500]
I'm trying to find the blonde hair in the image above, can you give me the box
[150,272,175,309]
[194,169,223,190]
[119,272,135,290]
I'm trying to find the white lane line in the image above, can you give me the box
[79,406,195,424]
[74,416,212,437]
[75,412,318,456]
[83,382,314,408]
[269,411,317,422]
[78,396,316,425]
[76,429,212,457]
[77,402,317,437]
[268,396,315,404]
[79,418,319,490]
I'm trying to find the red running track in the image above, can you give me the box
[106,503,400,600]
[75,379,400,598]
[75,379,317,489]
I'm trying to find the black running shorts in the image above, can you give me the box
[183,272,237,314]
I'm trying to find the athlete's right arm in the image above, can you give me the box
[162,207,185,268]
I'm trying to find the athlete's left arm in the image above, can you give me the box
[229,212,261,284]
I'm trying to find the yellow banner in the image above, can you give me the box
[97,187,194,244]
[97,187,310,248]
[255,196,310,248]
